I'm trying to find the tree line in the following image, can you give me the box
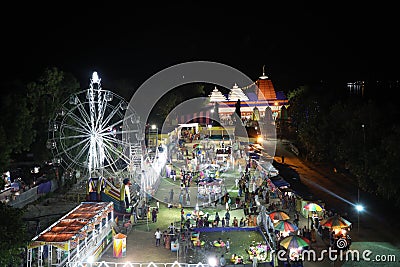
[284,81,400,207]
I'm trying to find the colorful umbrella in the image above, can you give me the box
[279,235,310,250]
[320,215,352,229]
[268,210,290,221]
[303,202,323,212]
[193,144,202,149]
[273,220,298,232]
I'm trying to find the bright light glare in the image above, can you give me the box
[208,256,218,267]
[256,135,263,143]
[151,124,157,130]
[87,255,95,263]
[92,72,100,83]
[355,204,364,212]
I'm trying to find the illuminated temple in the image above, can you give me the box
[211,69,288,123]
[173,68,289,126]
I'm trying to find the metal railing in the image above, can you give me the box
[68,262,211,267]
[9,179,59,208]
[67,261,268,267]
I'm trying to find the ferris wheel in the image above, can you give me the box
[47,72,144,179]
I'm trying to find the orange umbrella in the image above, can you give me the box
[320,215,352,229]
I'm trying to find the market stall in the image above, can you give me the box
[26,202,114,267]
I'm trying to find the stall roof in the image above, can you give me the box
[32,202,113,243]
[270,176,290,188]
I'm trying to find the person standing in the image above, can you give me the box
[239,217,245,227]
[233,217,238,227]
[186,189,191,206]
[252,254,258,267]
[151,208,157,223]
[310,226,317,243]
[155,228,162,247]
[215,212,220,227]
[225,238,230,253]
[179,192,183,206]
[225,210,231,226]
[219,254,226,267]
[168,222,175,234]
[169,188,174,203]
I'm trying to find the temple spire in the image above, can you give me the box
[259,65,268,79]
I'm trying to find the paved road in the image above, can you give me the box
[274,139,400,266]
[274,139,400,246]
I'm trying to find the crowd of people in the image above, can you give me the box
[146,136,355,266]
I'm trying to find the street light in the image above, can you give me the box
[361,124,366,171]
[356,124,366,235]
[151,124,158,148]
[355,203,364,234]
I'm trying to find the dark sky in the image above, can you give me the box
[2,2,398,93]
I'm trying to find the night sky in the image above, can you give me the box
[2,2,398,94]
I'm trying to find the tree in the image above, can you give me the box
[26,67,80,162]
[287,81,400,207]
[0,90,35,171]
[0,203,27,266]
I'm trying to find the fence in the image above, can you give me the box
[67,261,272,267]
[8,179,59,209]
[69,263,208,267]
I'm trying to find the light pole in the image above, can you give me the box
[357,124,366,234]
[362,124,366,172]
[355,203,364,234]
[151,124,158,148]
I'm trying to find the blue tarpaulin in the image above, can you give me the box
[270,176,290,188]
[37,181,52,194]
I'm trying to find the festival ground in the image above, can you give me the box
[97,139,400,266]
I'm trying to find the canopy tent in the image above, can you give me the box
[255,160,279,177]
[269,176,290,188]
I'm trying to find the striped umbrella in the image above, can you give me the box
[320,215,352,229]
[279,235,310,250]
[273,220,298,232]
[268,210,290,221]
[303,202,323,212]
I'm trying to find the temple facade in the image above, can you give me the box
[167,68,289,131]
[208,69,289,126]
